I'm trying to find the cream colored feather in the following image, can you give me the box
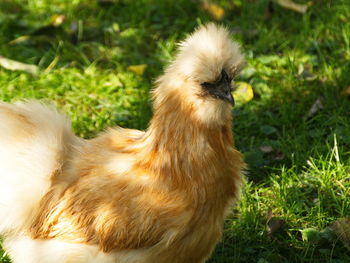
[0,23,244,263]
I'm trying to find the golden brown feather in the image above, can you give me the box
[0,23,245,263]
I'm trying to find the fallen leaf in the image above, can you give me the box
[128,64,147,75]
[340,86,350,96]
[330,218,350,250]
[297,64,317,81]
[306,98,324,118]
[260,145,273,153]
[297,64,304,75]
[306,73,317,81]
[232,82,254,104]
[50,14,66,27]
[0,56,39,75]
[202,1,225,20]
[275,0,312,14]
[260,145,285,161]
[320,76,328,83]
[271,151,285,161]
[266,208,285,239]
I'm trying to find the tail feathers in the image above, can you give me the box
[0,101,77,234]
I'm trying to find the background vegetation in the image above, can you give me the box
[0,0,350,262]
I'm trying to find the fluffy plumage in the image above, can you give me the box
[0,23,245,263]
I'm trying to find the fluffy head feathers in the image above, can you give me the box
[154,23,245,126]
[172,23,244,83]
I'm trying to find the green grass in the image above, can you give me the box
[1,0,350,262]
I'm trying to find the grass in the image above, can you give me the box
[0,0,350,262]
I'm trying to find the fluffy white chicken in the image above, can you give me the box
[0,23,245,263]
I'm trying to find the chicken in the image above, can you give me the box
[0,23,245,263]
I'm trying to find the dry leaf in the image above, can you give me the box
[0,56,39,75]
[276,0,312,14]
[50,14,66,27]
[266,208,285,239]
[271,151,285,161]
[330,218,350,250]
[260,145,285,161]
[233,82,254,104]
[340,86,350,96]
[202,1,225,20]
[127,64,147,76]
[306,98,324,118]
[260,145,273,153]
[297,64,317,80]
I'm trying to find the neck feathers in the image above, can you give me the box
[136,78,238,188]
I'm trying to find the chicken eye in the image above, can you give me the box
[201,70,233,90]
[220,70,233,84]
[201,82,213,89]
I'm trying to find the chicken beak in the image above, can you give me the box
[225,91,235,106]
[222,75,235,106]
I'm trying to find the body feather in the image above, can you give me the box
[0,23,244,263]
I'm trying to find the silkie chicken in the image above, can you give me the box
[0,23,245,263]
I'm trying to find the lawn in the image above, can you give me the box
[0,0,350,262]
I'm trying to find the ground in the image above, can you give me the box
[0,0,350,262]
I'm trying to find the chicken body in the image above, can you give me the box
[0,24,244,263]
